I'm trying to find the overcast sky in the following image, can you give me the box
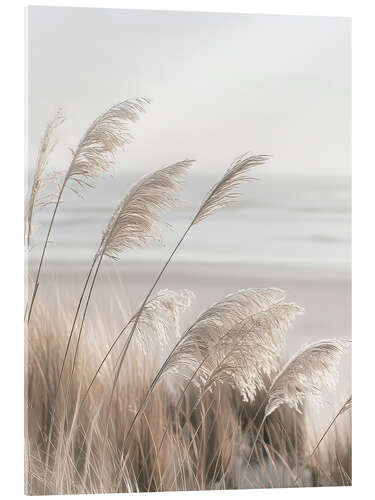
[28,7,351,176]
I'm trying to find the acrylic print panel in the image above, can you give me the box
[25,6,351,495]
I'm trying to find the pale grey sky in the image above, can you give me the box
[28,7,351,176]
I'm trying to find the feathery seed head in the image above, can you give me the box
[26,108,65,246]
[133,289,195,352]
[66,98,150,187]
[97,159,193,260]
[264,339,349,417]
[161,288,302,405]
[339,395,352,416]
[193,153,270,225]
[200,302,304,402]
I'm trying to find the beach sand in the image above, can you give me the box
[36,259,351,354]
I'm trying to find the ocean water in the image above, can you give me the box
[27,170,352,401]
[27,172,351,271]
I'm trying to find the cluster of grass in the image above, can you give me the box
[25,100,351,495]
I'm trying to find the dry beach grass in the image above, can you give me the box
[25,100,352,494]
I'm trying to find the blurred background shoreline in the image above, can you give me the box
[27,171,351,403]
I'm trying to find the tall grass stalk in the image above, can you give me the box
[36,99,150,480]
[292,395,352,486]
[96,155,269,435]
[246,340,348,467]
[26,110,351,493]
[310,395,352,458]
[25,108,65,248]
[75,156,266,413]
[79,223,195,413]
[63,161,191,416]
[146,300,298,489]
[115,289,297,471]
[43,255,99,479]
[27,98,149,323]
